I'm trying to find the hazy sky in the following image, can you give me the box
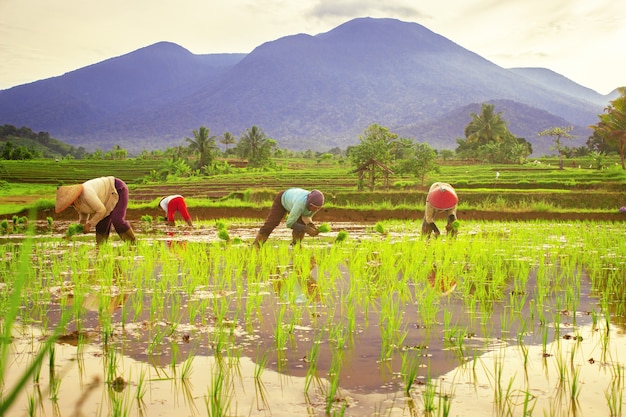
[1,0,624,94]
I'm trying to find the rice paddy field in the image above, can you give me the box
[1,218,624,416]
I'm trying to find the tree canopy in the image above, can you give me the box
[591,87,626,169]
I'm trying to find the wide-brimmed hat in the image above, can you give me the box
[427,184,458,210]
[55,184,83,213]
[306,190,324,207]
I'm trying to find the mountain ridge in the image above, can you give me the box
[0,17,616,156]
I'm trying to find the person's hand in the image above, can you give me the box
[186,219,194,227]
[83,222,91,233]
[305,224,319,236]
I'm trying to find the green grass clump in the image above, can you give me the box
[451,220,460,230]
[317,223,331,233]
[374,222,385,234]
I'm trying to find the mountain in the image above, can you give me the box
[0,17,613,155]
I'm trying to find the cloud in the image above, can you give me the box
[309,0,425,20]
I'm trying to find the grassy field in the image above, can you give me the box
[1,156,625,217]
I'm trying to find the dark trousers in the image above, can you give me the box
[258,191,305,236]
[95,178,132,237]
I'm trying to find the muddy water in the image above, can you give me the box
[2,220,625,416]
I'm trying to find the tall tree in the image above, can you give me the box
[465,103,509,145]
[348,124,398,191]
[397,142,439,186]
[348,124,398,167]
[186,126,217,170]
[220,132,237,153]
[235,125,276,168]
[538,126,574,170]
[591,87,626,170]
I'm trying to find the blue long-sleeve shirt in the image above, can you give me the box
[281,188,317,229]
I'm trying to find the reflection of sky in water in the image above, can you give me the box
[3,220,625,416]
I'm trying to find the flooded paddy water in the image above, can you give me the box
[1,219,625,416]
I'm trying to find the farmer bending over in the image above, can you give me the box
[56,176,136,245]
[422,182,459,238]
[253,188,324,247]
[159,195,194,227]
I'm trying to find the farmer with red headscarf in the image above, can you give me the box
[55,176,136,244]
[253,188,324,247]
[159,195,194,227]
[422,182,459,238]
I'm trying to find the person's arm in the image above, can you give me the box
[80,188,107,229]
[285,201,307,229]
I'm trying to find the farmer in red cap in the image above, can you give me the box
[422,182,459,238]
[55,176,136,244]
[253,188,324,247]
[158,195,194,227]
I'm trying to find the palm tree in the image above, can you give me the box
[185,126,217,170]
[465,103,509,145]
[219,132,237,152]
[235,126,276,167]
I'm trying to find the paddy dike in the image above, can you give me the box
[47,206,626,224]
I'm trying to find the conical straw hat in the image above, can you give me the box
[55,184,83,213]
[427,184,458,210]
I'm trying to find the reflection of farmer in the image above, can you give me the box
[55,176,136,245]
[422,182,459,238]
[253,188,324,247]
[159,195,193,227]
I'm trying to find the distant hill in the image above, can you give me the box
[0,17,613,156]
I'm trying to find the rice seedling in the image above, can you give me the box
[65,223,84,237]
[401,350,422,394]
[0,219,8,234]
[317,222,331,233]
[205,361,232,417]
[421,377,437,414]
[253,351,270,412]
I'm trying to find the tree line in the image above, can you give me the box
[3,89,625,175]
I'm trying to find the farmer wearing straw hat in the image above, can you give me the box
[253,188,324,247]
[422,182,459,238]
[158,195,194,227]
[55,176,136,244]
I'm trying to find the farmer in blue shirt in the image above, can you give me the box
[253,188,324,247]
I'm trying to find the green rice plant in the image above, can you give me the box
[569,365,582,403]
[66,223,84,237]
[46,216,53,230]
[421,377,437,413]
[217,228,230,241]
[140,214,153,232]
[205,363,232,417]
[304,339,322,396]
[401,351,421,394]
[325,348,345,415]
[253,351,270,412]
[0,233,69,416]
[334,230,348,243]
[0,218,8,234]
[317,222,331,233]
[48,345,61,401]
[374,222,385,234]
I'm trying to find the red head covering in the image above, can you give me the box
[427,184,458,210]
